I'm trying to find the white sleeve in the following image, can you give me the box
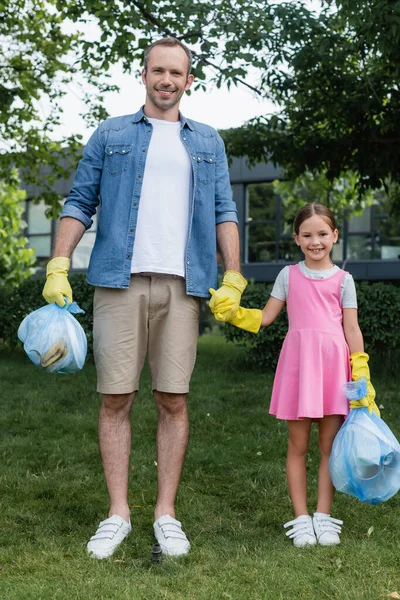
[341,274,358,309]
[271,266,289,301]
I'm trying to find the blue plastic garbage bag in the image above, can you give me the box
[18,302,87,374]
[329,379,400,504]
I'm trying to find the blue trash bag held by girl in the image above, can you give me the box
[18,302,87,374]
[329,379,400,504]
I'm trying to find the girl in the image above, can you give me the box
[211,203,376,547]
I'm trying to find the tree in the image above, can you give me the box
[0,172,35,287]
[3,0,400,212]
[222,0,400,209]
[0,0,116,217]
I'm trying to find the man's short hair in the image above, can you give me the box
[143,38,193,76]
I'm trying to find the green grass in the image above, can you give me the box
[0,334,399,600]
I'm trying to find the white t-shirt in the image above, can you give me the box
[271,262,358,308]
[131,118,191,277]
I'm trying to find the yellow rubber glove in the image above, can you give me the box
[209,270,247,322]
[42,257,72,308]
[349,352,380,417]
[231,307,262,334]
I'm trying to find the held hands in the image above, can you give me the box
[209,270,247,322]
[349,352,380,417]
[42,257,73,308]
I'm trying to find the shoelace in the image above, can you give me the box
[284,516,315,542]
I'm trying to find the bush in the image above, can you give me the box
[0,274,94,356]
[223,279,400,372]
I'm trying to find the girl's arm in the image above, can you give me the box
[229,296,285,333]
[261,296,285,327]
[343,308,364,354]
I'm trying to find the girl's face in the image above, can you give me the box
[294,214,338,269]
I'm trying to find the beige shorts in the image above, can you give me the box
[93,274,200,395]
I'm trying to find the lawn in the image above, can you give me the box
[0,334,399,600]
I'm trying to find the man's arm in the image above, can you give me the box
[42,218,86,306]
[216,221,241,272]
[53,217,86,258]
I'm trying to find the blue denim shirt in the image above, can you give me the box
[61,107,238,297]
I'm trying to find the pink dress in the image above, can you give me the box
[269,264,351,420]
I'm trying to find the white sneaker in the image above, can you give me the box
[284,515,317,548]
[153,514,190,556]
[87,515,132,559]
[313,512,343,546]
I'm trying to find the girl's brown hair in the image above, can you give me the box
[293,203,337,234]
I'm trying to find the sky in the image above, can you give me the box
[48,0,322,143]
[50,61,276,144]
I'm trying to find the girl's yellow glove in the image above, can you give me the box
[230,307,262,334]
[209,271,247,322]
[42,257,72,307]
[349,352,380,417]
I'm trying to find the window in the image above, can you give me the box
[245,182,300,263]
[25,199,98,270]
[25,200,53,268]
[245,184,400,264]
[70,211,97,269]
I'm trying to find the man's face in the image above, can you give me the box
[142,45,194,114]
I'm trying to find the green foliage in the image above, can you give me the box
[0,174,35,287]
[224,279,400,372]
[1,0,116,214]
[273,172,375,221]
[4,0,400,213]
[0,274,94,356]
[220,0,400,210]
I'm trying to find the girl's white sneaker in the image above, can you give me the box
[313,512,343,546]
[284,515,317,548]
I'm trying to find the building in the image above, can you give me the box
[22,157,400,281]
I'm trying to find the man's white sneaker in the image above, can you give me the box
[284,515,317,548]
[313,512,343,546]
[87,515,132,559]
[153,515,190,556]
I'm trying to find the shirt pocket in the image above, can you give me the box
[194,151,216,184]
[104,144,133,177]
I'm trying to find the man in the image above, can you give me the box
[42,37,246,559]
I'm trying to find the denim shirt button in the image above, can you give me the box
[187,260,190,265]
[127,254,131,259]
[138,175,142,179]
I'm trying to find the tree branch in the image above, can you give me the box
[130,0,262,95]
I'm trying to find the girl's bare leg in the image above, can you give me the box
[316,415,344,514]
[286,419,312,517]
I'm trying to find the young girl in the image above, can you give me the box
[211,203,377,547]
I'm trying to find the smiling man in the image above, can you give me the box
[42,38,246,559]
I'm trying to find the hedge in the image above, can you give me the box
[223,280,400,373]
[1,275,399,372]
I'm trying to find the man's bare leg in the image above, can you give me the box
[99,392,135,521]
[153,391,189,520]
